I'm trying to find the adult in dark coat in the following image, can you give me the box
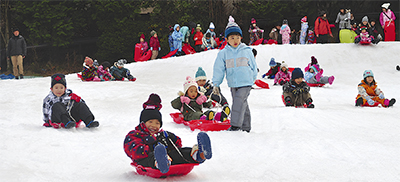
[7,28,27,79]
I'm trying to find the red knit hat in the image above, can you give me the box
[84,56,93,65]
[301,16,307,23]
[140,34,145,39]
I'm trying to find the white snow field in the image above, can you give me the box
[1,42,400,182]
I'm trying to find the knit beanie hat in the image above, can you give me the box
[362,16,369,23]
[301,16,307,23]
[269,58,277,67]
[311,56,318,65]
[382,3,390,9]
[195,67,207,81]
[93,60,99,67]
[51,73,67,88]
[196,24,202,31]
[363,70,374,79]
[209,22,215,29]
[283,19,288,24]
[101,61,111,69]
[183,76,198,94]
[360,26,367,31]
[116,59,127,67]
[225,16,243,37]
[140,34,145,39]
[143,93,162,110]
[150,30,156,37]
[291,68,304,79]
[140,109,162,127]
[310,65,318,73]
[84,56,93,65]
[251,18,256,24]
[281,61,288,69]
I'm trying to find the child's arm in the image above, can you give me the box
[212,52,227,87]
[42,94,52,122]
[124,130,158,161]
[357,85,369,98]
[171,96,183,110]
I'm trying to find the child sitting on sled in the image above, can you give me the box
[110,59,136,81]
[355,26,376,44]
[262,58,281,79]
[171,76,217,121]
[195,67,230,121]
[81,56,100,81]
[42,73,100,129]
[304,56,321,73]
[97,61,113,81]
[274,61,291,85]
[124,94,212,173]
[304,64,334,85]
[355,70,396,107]
[282,68,314,108]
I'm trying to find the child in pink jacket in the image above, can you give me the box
[280,19,291,44]
[274,62,291,85]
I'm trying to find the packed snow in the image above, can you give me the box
[1,42,400,181]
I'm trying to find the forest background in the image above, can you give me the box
[1,0,398,76]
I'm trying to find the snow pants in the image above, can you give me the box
[230,86,252,131]
[283,92,312,107]
[150,50,158,60]
[11,55,23,76]
[307,76,329,84]
[356,95,386,106]
[137,147,198,168]
[51,102,94,126]
[112,68,133,80]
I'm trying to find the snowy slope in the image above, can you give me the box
[1,42,400,181]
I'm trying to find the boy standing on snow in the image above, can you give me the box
[42,73,99,129]
[212,16,258,132]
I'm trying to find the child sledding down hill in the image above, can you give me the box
[262,58,281,79]
[274,61,291,85]
[97,61,113,81]
[171,76,219,121]
[283,68,314,108]
[124,93,212,174]
[81,56,100,81]
[110,59,136,81]
[304,56,334,85]
[355,70,396,107]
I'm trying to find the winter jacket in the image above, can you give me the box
[212,43,258,88]
[269,27,279,41]
[81,63,98,81]
[380,10,396,27]
[283,80,310,94]
[124,122,182,162]
[280,25,291,44]
[300,22,309,44]
[274,69,291,85]
[110,63,132,79]
[248,25,263,45]
[315,17,332,36]
[140,41,149,55]
[180,26,190,43]
[193,32,204,46]
[357,80,383,99]
[43,89,77,122]
[335,12,351,29]
[97,65,112,79]
[171,94,212,121]
[355,32,374,43]
[201,37,217,50]
[168,34,174,52]
[149,36,161,51]
[172,24,183,51]
[205,29,216,39]
[307,30,316,44]
[7,35,27,57]
[264,62,281,79]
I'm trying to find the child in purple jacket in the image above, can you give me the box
[274,62,291,85]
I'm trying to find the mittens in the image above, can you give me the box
[196,95,207,105]
[378,93,385,99]
[212,87,220,96]
[180,96,191,104]
[143,135,157,145]
[69,93,81,102]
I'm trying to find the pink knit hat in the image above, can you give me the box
[301,16,307,23]
[84,56,93,65]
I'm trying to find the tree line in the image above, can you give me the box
[0,0,394,75]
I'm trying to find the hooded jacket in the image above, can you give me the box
[212,43,258,88]
[172,24,183,51]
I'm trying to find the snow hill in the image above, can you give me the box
[1,42,400,181]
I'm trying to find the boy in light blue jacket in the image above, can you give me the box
[212,16,258,132]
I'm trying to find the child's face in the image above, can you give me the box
[118,66,123,69]
[153,33,157,38]
[145,119,161,135]
[361,29,367,33]
[294,77,303,84]
[88,62,93,67]
[365,76,374,84]
[140,38,144,42]
[282,67,287,72]
[227,34,242,48]
[51,83,66,97]
[186,86,198,99]
[309,68,314,73]
[252,23,256,27]
[196,80,206,87]
[210,29,214,32]
[196,29,200,32]
[371,21,375,26]
[176,26,180,31]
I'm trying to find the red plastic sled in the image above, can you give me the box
[219,41,227,50]
[306,82,325,87]
[182,44,196,55]
[359,40,372,45]
[251,38,264,45]
[355,99,380,107]
[281,95,307,108]
[254,79,270,89]
[384,21,395,41]
[267,39,278,45]
[162,49,178,59]
[77,73,101,81]
[134,43,152,62]
[131,162,198,178]
[170,113,230,131]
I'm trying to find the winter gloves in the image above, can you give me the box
[378,93,385,99]
[366,96,375,105]
[180,96,191,104]
[196,95,207,105]
[212,87,220,96]
[69,93,81,102]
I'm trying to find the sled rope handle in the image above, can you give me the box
[168,137,191,163]
[67,100,77,122]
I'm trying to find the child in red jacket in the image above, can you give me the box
[124,93,212,173]
[193,24,204,52]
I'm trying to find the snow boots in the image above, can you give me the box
[219,105,230,122]
[356,97,363,106]
[385,98,396,107]
[306,98,314,108]
[154,143,171,173]
[191,132,212,163]
[284,96,294,106]
[396,65,400,71]
[86,120,99,128]
[202,110,215,120]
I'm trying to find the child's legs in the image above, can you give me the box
[151,50,158,60]
[319,76,329,84]
[184,111,203,121]
[136,152,156,168]
[283,92,293,100]
[308,77,318,84]
[211,92,228,105]
[297,92,312,106]
[70,102,95,125]
[241,104,251,131]
[230,86,251,128]
[51,102,71,125]
[112,71,123,80]
[371,96,386,106]
[169,147,198,165]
